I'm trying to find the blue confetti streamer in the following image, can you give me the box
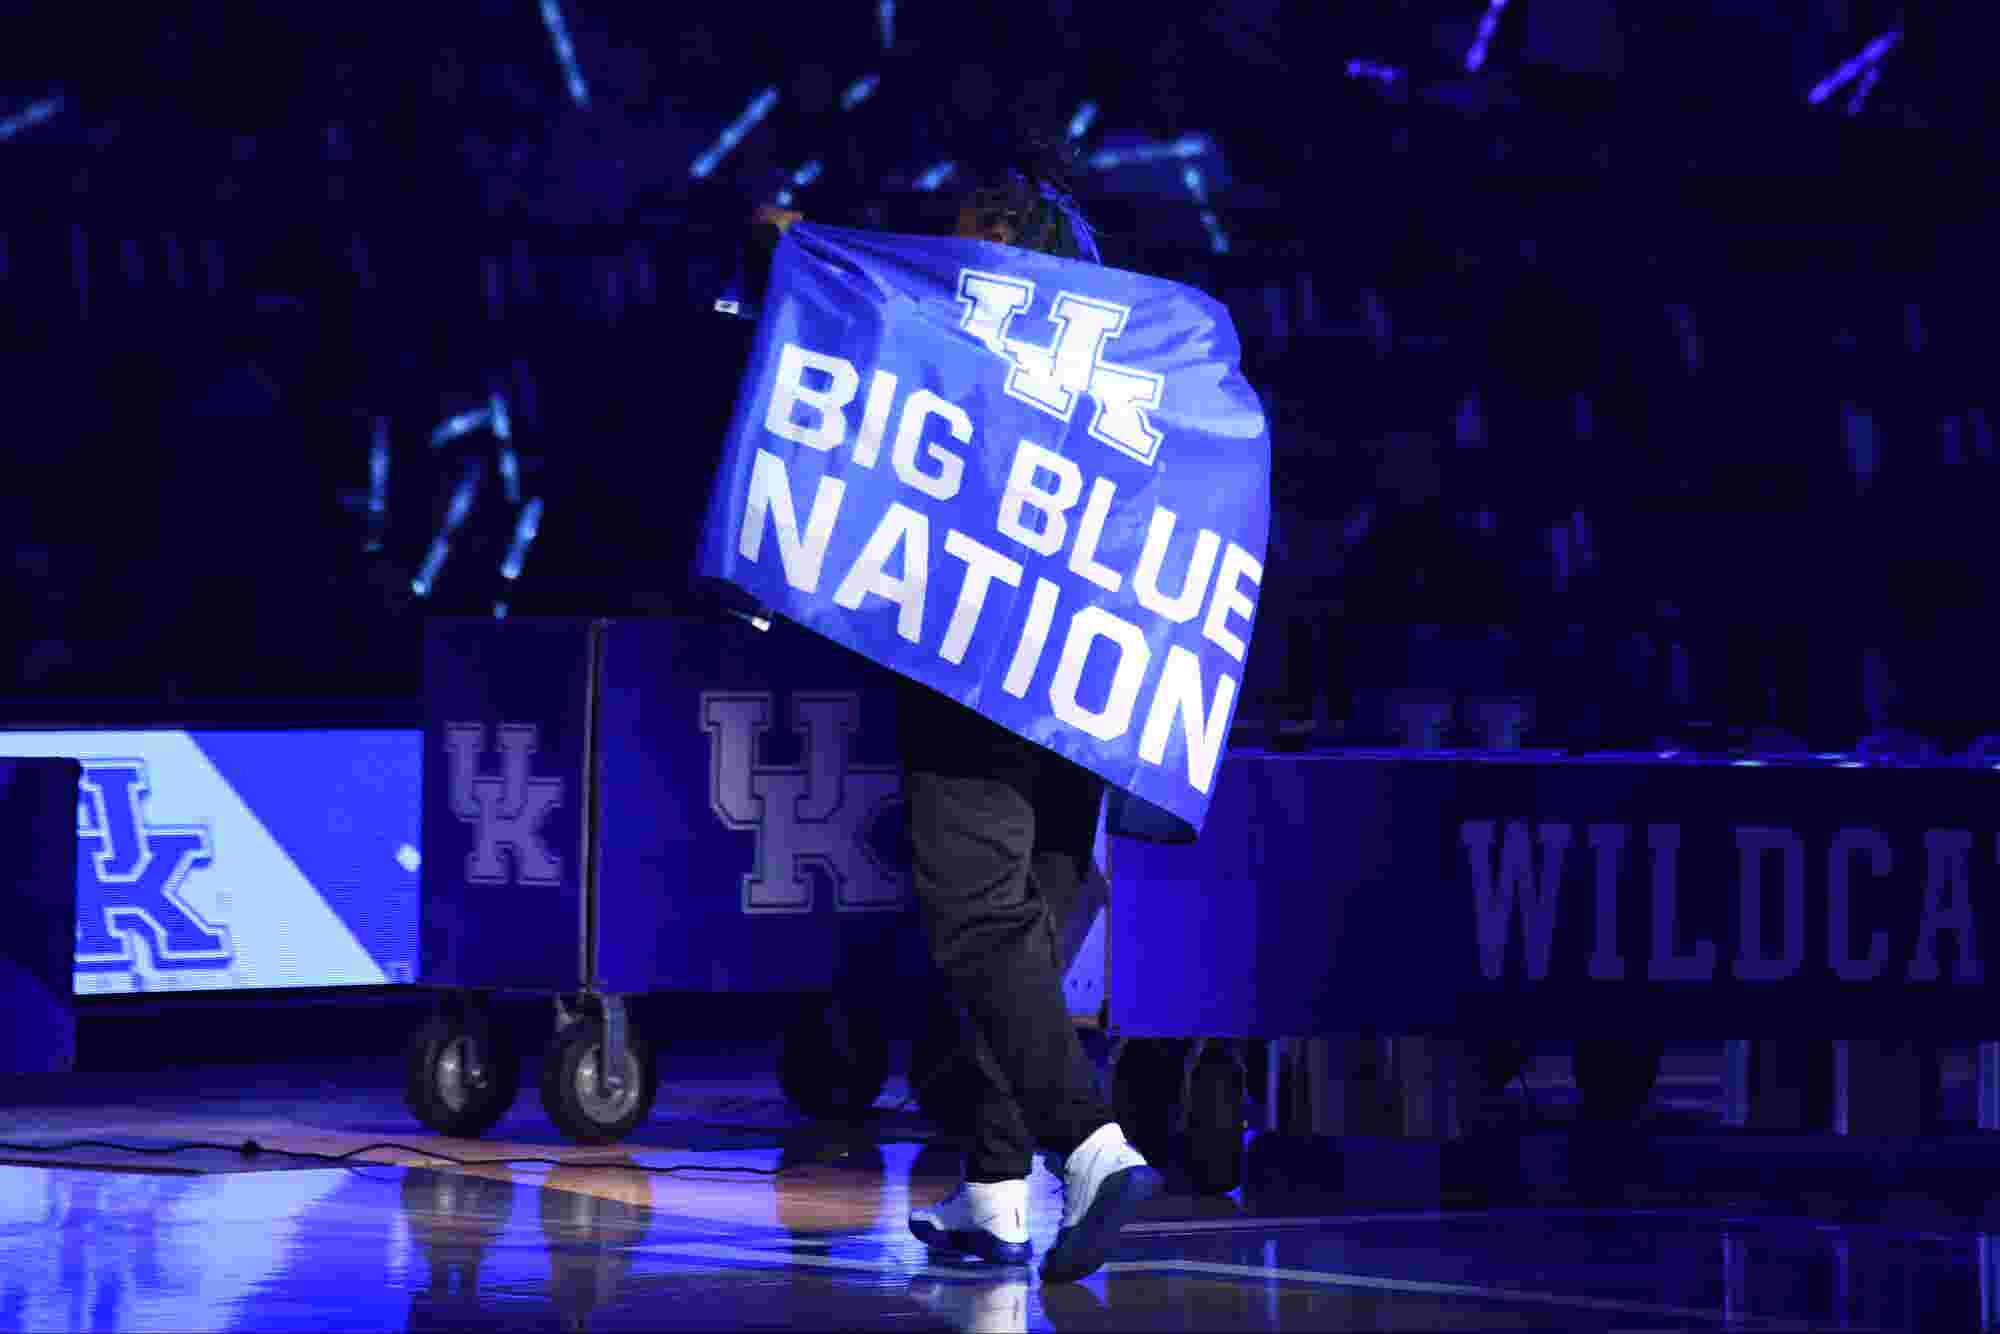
[692,86,779,179]
[538,0,590,107]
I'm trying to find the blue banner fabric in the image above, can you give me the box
[0,758,79,1073]
[1112,752,2000,1040]
[698,225,1271,839]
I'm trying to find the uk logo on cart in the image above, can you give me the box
[444,722,565,886]
[702,691,909,914]
[75,759,232,975]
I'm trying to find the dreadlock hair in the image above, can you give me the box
[954,130,1097,262]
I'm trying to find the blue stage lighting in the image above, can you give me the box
[442,465,481,535]
[1464,0,1509,74]
[1067,101,1098,141]
[915,160,956,191]
[1847,64,1881,114]
[364,419,390,552]
[1179,167,1228,252]
[368,421,389,519]
[499,497,544,581]
[411,540,449,598]
[878,0,895,50]
[1086,134,1209,171]
[1666,303,1702,374]
[493,600,509,620]
[489,392,519,504]
[412,464,485,597]
[538,0,590,107]
[0,96,60,141]
[498,448,520,506]
[1345,59,1402,86]
[1808,29,1900,105]
[692,86,779,179]
[429,407,492,449]
[775,157,823,207]
[841,74,879,111]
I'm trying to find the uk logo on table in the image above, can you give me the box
[698,224,1271,838]
[701,690,909,915]
[443,722,565,887]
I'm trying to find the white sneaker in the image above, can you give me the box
[909,1178,1032,1265]
[1040,1123,1163,1283]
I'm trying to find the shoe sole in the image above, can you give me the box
[909,1217,1033,1266]
[1038,1164,1164,1284]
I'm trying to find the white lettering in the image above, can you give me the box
[1068,477,1123,593]
[764,343,859,452]
[1201,541,1262,662]
[1133,506,1222,623]
[852,368,898,469]
[832,502,929,643]
[1050,606,1150,741]
[1137,645,1236,796]
[938,530,1023,666]
[740,449,846,593]
[997,440,1082,558]
[891,389,968,501]
[1001,578,1062,698]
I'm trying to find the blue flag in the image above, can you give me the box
[698,224,1270,838]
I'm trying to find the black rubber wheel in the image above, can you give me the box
[404,1006,520,1138]
[538,1017,658,1146]
[778,995,890,1121]
[1185,1047,1247,1195]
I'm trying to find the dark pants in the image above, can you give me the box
[899,679,1113,1181]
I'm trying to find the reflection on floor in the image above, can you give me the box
[5,1127,1998,1332]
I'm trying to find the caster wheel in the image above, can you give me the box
[779,995,890,1122]
[1185,1048,1247,1196]
[539,1017,658,1146]
[404,1005,520,1138]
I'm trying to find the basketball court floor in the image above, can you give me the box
[1,1056,1991,1332]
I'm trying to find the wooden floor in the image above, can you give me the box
[1,1062,1995,1330]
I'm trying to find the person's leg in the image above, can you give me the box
[933,995,1037,1184]
[898,681,1155,1280]
[904,767,1111,1154]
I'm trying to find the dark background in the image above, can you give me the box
[3,0,1993,758]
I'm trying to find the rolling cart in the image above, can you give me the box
[406,614,941,1144]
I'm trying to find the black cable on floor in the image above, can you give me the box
[0,1137,803,1175]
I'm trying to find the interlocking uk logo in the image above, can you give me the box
[443,722,564,886]
[74,760,231,975]
[956,268,1167,466]
[702,691,909,914]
